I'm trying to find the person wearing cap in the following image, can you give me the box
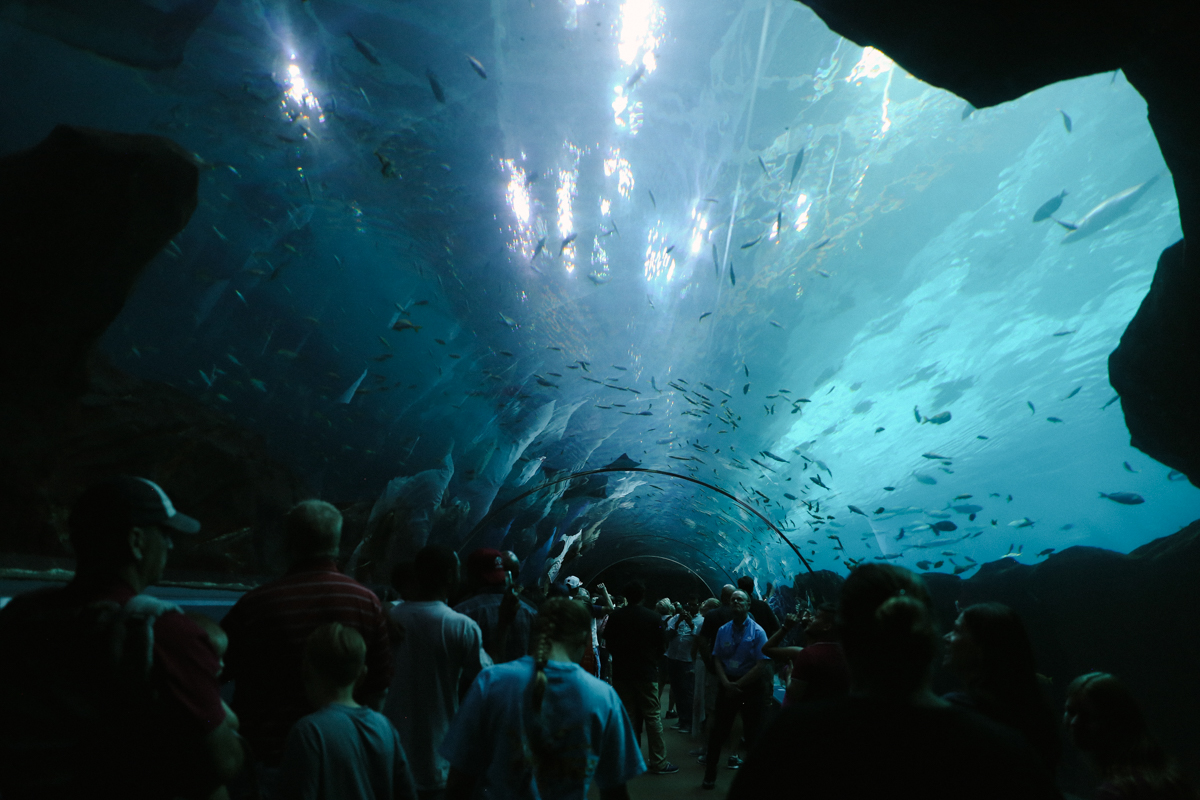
[453,548,537,664]
[220,499,393,777]
[0,476,246,800]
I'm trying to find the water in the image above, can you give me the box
[2,0,1194,589]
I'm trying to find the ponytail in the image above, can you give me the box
[526,598,592,761]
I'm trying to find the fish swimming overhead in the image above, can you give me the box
[1060,110,1072,133]
[1032,190,1068,222]
[348,32,381,65]
[625,63,647,90]
[426,69,446,103]
[391,318,422,332]
[1009,517,1035,528]
[922,412,952,425]
[1061,174,1161,243]
[762,450,790,463]
[730,263,736,286]
[1100,492,1144,505]
[559,232,578,255]
[789,149,805,186]
[930,520,958,532]
[531,237,546,261]
[848,505,867,516]
[810,475,829,489]
[741,236,761,250]
[466,55,487,79]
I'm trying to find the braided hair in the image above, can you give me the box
[529,598,591,713]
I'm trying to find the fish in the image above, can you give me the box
[1060,110,1072,133]
[916,560,932,570]
[810,475,829,489]
[559,233,578,255]
[1028,401,1036,414]
[883,487,895,491]
[531,237,546,261]
[954,494,972,500]
[931,520,958,532]
[913,406,922,424]
[1099,492,1144,505]
[913,473,938,485]
[277,349,299,359]
[434,339,446,345]
[338,369,369,404]
[1047,417,1064,423]
[816,269,832,278]
[961,103,975,120]
[699,312,712,321]
[1066,387,1082,399]
[769,320,783,329]
[234,290,247,305]
[741,236,762,249]
[1061,174,1161,243]
[762,450,789,463]
[875,427,885,433]
[372,354,393,362]
[953,565,974,576]
[467,55,487,79]
[933,561,944,569]
[348,32,381,65]
[789,149,805,186]
[1053,329,1077,337]
[977,435,989,440]
[783,493,798,501]
[426,69,446,103]
[1102,395,1120,410]
[848,505,867,516]
[1168,470,1187,482]
[1009,517,1035,528]
[744,365,750,377]
[392,318,422,332]
[648,190,656,208]
[1053,218,1078,231]
[1122,461,1138,473]
[666,245,676,254]
[625,63,647,90]
[249,378,267,392]
[1032,190,1068,222]
[499,312,518,328]
[588,270,611,285]
[922,453,950,460]
[374,151,397,178]
[377,337,390,349]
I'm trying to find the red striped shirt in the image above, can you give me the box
[220,559,392,765]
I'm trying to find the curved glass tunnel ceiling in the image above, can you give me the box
[4,0,1196,587]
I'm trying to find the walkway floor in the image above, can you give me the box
[592,718,746,799]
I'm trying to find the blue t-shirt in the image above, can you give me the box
[277,703,417,800]
[440,656,646,799]
[712,618,769,678]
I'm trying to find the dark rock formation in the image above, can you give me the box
[792,524,1200,789]
[0,0,219,69]
[0,126,307,577]
[1110,241,1200,487]
[791,0,1200,481]
[1,125,199,414]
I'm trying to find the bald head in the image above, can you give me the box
[720,584,735,605]
[285,500,342,562]
[500,550,521,580]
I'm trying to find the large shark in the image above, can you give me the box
[1060,173,1162,243]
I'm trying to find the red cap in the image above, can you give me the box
[466,548,508,586]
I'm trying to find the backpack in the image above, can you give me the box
[0,587,182,799]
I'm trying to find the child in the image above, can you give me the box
[277,623,417,800]
[184,612,238,800]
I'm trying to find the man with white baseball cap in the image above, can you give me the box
[0,476,246,800]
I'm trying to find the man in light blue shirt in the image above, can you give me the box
[701,590,770,790]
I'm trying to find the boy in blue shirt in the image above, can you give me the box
[277,623,417,800]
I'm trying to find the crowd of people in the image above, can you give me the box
[0,476,1195,799]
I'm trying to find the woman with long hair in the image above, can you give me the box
[441,598,645,799]
[943,603,1060,773]
[1066,672,1195,800]
[729,564,1059,799]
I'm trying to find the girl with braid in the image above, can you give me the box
[441,598,645,800]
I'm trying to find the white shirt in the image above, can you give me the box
[441,656,646,799]
[383,600,493,791]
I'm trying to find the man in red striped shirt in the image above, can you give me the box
[221,500,393,770]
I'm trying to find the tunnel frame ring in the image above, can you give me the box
[459,466,813,573]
